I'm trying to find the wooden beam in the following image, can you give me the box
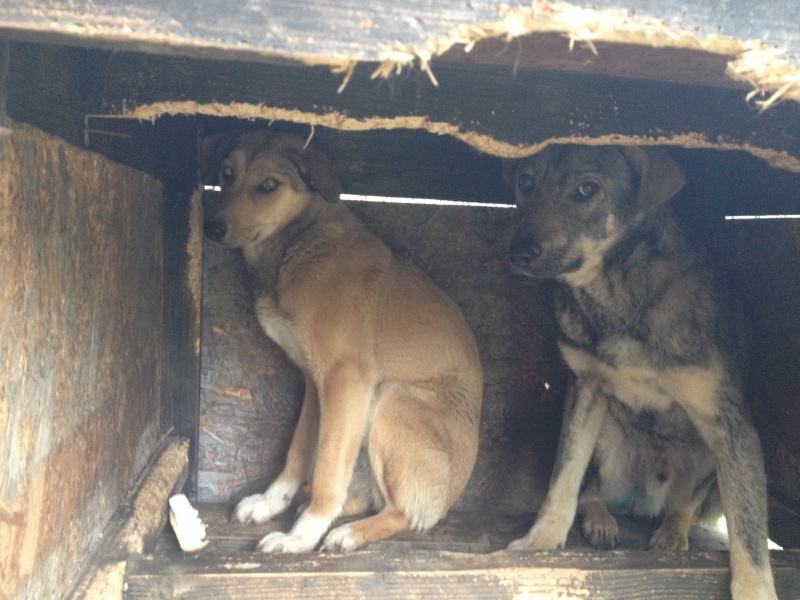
[154,118,204,495]
[94,50,800,170]
[0,0,797,70]
[124,546,800,600]
[0,40,7,163]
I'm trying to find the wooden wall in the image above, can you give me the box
[0,121,164,599]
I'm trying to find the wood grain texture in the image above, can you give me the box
[96,50,800,167]
[121,505,800,600]
[0,0,797,70]
[0,121,164,600]
[66,437,190,600]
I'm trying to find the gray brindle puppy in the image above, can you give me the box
[505,145,777,600]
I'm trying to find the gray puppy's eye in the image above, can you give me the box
[517,174,535,194]
[257,178,280,193]
[575,181,599,201]
[221,165,235,184]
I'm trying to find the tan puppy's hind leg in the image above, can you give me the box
[322,509,411,552]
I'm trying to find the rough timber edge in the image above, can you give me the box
[372,3,800,109]
[64,435,190,600]
[121,101,800,174]
[2,2,798,105]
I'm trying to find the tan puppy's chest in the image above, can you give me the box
[255,294,309,371]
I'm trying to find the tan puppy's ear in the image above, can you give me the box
[199,132,241,185]
[283,146,343,203]
[621,146,686,208]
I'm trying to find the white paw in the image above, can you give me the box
[321,523,361,553]
[255,510,332,553]
[508,521,568,551]
[256,531,317,553]
[233,482,297,524]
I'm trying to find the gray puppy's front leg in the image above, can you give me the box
[688,394,777,600]
[509,375,607,550]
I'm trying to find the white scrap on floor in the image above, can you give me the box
[169,494,209,552]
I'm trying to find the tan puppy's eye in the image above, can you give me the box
[257,178,280,193]
[221,165,235,184]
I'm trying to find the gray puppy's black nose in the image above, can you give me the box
[204,220,228,242]
[509,234,541,269]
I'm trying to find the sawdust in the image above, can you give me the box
[121,101,800,174]
[81,560,126,600]
[117,437,190,554]
[356,2,799,107]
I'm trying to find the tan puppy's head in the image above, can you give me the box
[201,130,342,249]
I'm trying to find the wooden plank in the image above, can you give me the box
[154,118,204,496]
[124,546,800,600]
[0,120,164,600]
[95,50,800,168]
[65,436,190,600]
[6,42,205,493]
[0,40,7,163]
[0,0,797,70]
[177,506,731,555]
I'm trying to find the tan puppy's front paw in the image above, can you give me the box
[233,481,298,524]
[256,531,316,553]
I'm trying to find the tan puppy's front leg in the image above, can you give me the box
[258,364,373,553]
[509,379,607,550]
[233,375,319,524]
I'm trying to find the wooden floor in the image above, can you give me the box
[120,505,800,599]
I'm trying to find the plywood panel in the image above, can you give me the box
[97,50,800,170]
[0,121,164,600]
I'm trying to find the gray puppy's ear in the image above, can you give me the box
[283,146,343,203]
[621,147,686,208]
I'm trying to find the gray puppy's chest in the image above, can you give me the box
[556,282,711,444]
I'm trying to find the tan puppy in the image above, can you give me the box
[202,130,483,553]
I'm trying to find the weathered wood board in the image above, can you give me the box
[0,121,164,600]
[119,506,800,600]
[95,48,800,171]
[0,0,798,104]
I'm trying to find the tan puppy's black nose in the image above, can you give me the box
[204,220,228,242]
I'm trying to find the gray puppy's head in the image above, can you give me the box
[506,145,685,279]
